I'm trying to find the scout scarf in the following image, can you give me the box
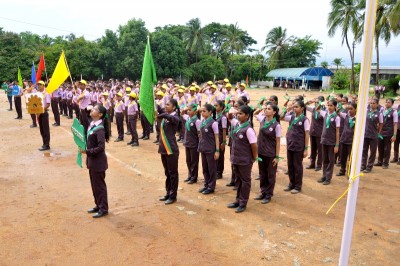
[288,114,304,130]
[263,117,276,129]
[234,121,250,134]
[325,112,337,128]
[160,118,173,155]
[383,108,392,121]
[87,124,104,140]
[368,109,378,120]
[348,116,355,128]
[185,116,197,131]
[201,116,213,129]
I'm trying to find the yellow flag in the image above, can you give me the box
[46,51,70,93]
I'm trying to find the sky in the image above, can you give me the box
[1,0,399,66]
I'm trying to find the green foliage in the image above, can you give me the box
[151,32,186,79]
[279,36,322,68]
[331,69,351,91]
[381,77,400,94]
[188,55,225,82]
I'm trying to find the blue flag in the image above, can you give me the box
[31,63,37,84]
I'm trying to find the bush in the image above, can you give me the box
[331,69,350,91]
[381,77,400,95]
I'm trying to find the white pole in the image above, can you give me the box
[338,0,377,265]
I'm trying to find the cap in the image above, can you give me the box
[211,84,217,89]
[102,92,109,96]
[129,92,137,98]
[207,81,213,85]
[189,86,196,91]
[117,92,123,97]
[156,91,165,97]
[37,80,45,85]
[180,85,186,89]
[125,87,132,92]
[225,83,232,88]
[177,89,184,93]
[224,78,229,83]
[240,83,246,88]
[161,84,168,89]
[80,80,87,85]
[195,85,200,89]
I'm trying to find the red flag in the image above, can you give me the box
[36,53,46,81]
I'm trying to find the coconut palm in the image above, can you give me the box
[385,0,400,32]
[224,22,245,55]
[332,58,343,70]
[183,18,209,63]
[261,26,293,69]
[320,61,329,68]
[327,0,363,93]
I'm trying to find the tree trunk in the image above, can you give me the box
[344,33,355,93]
[375,36,380,86]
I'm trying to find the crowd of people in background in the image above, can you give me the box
[2,78,400,216]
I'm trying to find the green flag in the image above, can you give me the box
[17,67,23,88]
[71,118,86,168]
[139,37,157,125]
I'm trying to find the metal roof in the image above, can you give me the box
[266,67,334,81]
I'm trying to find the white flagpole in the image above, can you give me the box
[338,0,377,265]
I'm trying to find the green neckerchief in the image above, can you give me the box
[314,109,319,120]
[215,112,223,121]
[201,116,213,129]
[87,124,104,140]
[348,116,355,128]
[325,112,337,128]
[185,116,197,131]
[225,94,232,105]
[383,108,392,120]
[263,117,276,129]
[288,114,304,130]
[368,109,378,120]
[234,121,250,134]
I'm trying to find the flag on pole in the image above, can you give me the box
[46,51,71,93]
[36,53,45,82]
[17,67,23,88]
[139,37,157,125]
[31,63,37,84]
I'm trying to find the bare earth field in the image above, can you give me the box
[0,88,399,265]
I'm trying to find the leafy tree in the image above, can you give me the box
[331,69,351,91]
[116,19,148,79]
[0,30,25,81]
[97,29,119,79]
[151,32,186,79]
[385,0,400,32]
[203,22,228,58]
[327,0,363,93]
[188,55,225,81]
[224,23,246,55]
[320,61,329,68]
[279,36,322,68]
[154,25,187,40]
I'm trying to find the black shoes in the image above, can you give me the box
[139,135,145,139]
[306,165,315,169]
[159,195,169,201]
[317,177,326,183]
[38,145,50,151]
[261,198,271,204]
[87,207,99,213]
[184,178,191,182]
[187,180,197,184]
[165,198,176,205]
[15,117,22,119]
[315,167,321,171]
[336,172,345,176]
[198,187,207,193]
[93,211,108,218]
[374,163,382,167]
[127,141,134,145]
[52,123,60,126]
[363,169,371,173]
[216,174,223,179]
[227,202,239,208]
[235,206,246,213]
[322,180,331,185]
[131,142,139,146]
[114,138,123,142]
[125,131,131,135]
[226,182,235,187]
[283,186,293,191]
[254,194,265,200]
[143,136,149,140]
[202,189,214,195]
[30,124,37,128]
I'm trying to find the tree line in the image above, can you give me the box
[0,18,322,84]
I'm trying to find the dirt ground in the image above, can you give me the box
[0,88,399,265]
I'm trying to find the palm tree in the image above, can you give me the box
[320,61,329,68]
[224,22,245,55]
[374,1,391,85]
[183,18,209,63]
[332,58,343,70]
[327,0,363,93]
[261,26,292,69]
[385,0,400,32]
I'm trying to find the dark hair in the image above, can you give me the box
[343,96,348,103]
[188,103,201,119]
[296,95,304,101]
[169,98,180,118]
[238,105,252,115]
[371,98,379,104]
[216,100,225,110]
[294,100,306,115]
[96,104,110,142]
[235,100,245,107]
[337,93,344,98]
[349,102,357,110]
[386,98,394,104]
[328,99,338,107]
[269,95,278,105]
[239,96,249,105]
[203,103,216,119]
[317,95,325,102]
[267,103,281,123]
